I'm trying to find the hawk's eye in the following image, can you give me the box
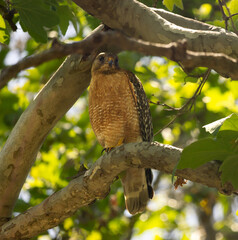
[99,55,105,63]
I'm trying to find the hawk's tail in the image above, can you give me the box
[121,168,154,215]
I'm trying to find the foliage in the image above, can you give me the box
[163,0,183,12]
[0,0,238,239]
[177,114,238,188]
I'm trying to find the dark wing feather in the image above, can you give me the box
[125,71,153,142]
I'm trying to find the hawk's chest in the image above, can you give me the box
[89,71,137,110]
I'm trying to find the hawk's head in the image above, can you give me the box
[91,52,119,73]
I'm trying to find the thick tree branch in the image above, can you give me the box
[0,28,186,89]
[0,142,236,240]
[152,8,225,32]
[1,29,237,89]
[73,0,238,59]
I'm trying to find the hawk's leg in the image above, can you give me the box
[101,138,124,154]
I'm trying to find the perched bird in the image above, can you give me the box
[89,52,154,215]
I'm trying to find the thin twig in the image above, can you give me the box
[222,0,238,35]
[178,62,206,79]
[152,0,159,8]
[154,115,179,136]
[218,0,238,35]
[150,100,178,111]
[228,13,238,19]
[154,69,211,136]
[218,0,228,30]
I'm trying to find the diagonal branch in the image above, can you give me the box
[0,141,236,239]
[0,52,93,226]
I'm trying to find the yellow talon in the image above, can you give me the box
[116,137,124,147]
[106,147,113,153]
[102,138,124,154]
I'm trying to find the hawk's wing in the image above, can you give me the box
[126,71,153,142]
[120,71,154,214]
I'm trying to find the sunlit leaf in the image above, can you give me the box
[194,3,212,20]
[203,114,233,135]
[163,0,183,11]
[86,230,102,240]
[0,15,9,44]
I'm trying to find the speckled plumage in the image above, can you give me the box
[89,52,154,214]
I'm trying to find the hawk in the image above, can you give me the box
[89,52,154,215]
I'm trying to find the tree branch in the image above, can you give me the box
[152,8,224,32]
[0,141,236,239]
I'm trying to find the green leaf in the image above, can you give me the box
[220,155,238,189]
[203,113,237,136]
[14,199,31,212]
[177,138,231,169]
[12,0,59,42]
[163,0,183,11]
[174,0,183,10]
[219,113,238,132]
[227,0,238,22]
[57,5,78,35]
[85,14,101,30]
[173,67,186,82]
[177,115,238,171]
[217,130,238,153]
